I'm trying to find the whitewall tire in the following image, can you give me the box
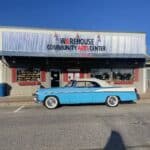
[44,96,59,109]
[106,96,119,107]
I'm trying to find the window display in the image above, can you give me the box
[112,69,133,81]
[17,68,40,81]
[91,68,134,81]
[91,69,111,80]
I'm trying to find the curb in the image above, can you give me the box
[137,100,150,104]
[0,101,41,107]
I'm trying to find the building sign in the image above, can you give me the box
[47,34,105,52]
[1,30,146,57]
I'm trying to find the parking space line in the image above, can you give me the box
[14,105,25,113]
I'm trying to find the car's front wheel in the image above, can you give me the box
[44,96,59,109]
[106,96,119,107]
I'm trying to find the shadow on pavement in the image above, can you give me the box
[80,130,126,150]
[104,130,126,150]
[81,130,150,150]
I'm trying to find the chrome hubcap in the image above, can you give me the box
[108,96,118,106]
[109,97,116,105]
[46,97,57,108]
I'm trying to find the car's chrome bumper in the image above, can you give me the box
[33,93,41,103]
[33,97,38,102]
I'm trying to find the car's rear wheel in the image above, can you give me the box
[106,96,119,107]
[44,96,59,109]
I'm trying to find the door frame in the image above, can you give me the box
[49,69,61,87]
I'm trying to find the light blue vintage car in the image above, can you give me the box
[33,78,139,109]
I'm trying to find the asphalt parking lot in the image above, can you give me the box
[1,103,150,150]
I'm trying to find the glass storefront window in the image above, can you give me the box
[91,68,134,81]
[17,68,40,81]
[91,69,111,80]
[112,69,133,81]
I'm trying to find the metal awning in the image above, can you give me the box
[0,50,147,59]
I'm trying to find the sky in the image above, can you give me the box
[0,0,150,53]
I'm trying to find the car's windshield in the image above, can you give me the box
[64,80,74,87]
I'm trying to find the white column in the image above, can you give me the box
[143,68,146,93]
[0,60,3,83]
[0,31,2,51]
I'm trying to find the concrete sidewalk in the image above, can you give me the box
[0,95,149,107]
[0,96,37,107]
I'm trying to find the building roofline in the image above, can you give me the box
[145,54,150,60]
[0,26,146,35]
[0,51,147,59]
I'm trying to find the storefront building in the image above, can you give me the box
[0,27,147,96]
[145,58,150,92]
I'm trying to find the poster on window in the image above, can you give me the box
[67,72,80,81]
[17,68,40,81]
[68,73,74,81]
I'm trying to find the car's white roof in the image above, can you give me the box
[74,78,112,87]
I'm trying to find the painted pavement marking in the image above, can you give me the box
[13,105,25,113]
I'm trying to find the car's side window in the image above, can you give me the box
[75,81,86,88]
[86,81,100,88]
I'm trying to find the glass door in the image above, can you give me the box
[50,69,60,87]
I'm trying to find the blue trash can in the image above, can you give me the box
[0,83,6,96]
